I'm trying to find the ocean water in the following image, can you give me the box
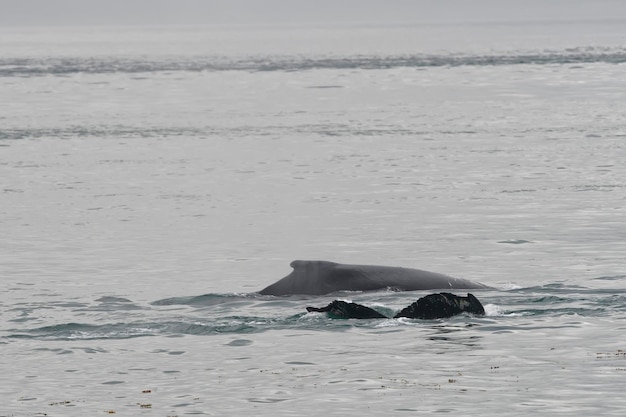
[2,20,626,416]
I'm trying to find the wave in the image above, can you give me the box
[151,292,257,307]
[5,311,358,341]
[5,287,623,341]
[2,47,625,77]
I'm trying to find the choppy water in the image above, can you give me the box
[2,21,626,416]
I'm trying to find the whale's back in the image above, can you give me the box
[259,260,339,296]
[259,260,489,296]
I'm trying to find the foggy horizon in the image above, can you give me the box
[2,0,626,27]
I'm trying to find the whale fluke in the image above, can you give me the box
[306,293,485,320]
[393,292,485,319]
[306,300,387,319]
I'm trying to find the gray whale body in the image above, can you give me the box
[259,260,489,296]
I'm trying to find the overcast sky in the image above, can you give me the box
[2,0,625,26]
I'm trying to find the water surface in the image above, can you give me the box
[2,20,626,416]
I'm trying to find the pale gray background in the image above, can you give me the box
[2,0,625,26]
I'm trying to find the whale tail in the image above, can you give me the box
[393,293,485,319]
[306,293,485,320]
[306,300,388,319]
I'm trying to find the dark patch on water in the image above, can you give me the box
[247,397,289,403]
[96,296,133,303]
[226,339,253,347]
[498,239,532,244]
[0,125,207,140]
[89,296,144,311]
[306,85,344,89]
[593,275,626,281]
[151,292,256,307]
[2,47,626,77]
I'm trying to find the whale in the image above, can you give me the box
[258,260,490,296]
[306,293,485,319]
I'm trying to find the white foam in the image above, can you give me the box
[499,282,523,290]
[484,304,506,316]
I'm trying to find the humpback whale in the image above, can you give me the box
[306,293,485,319]
[259,260,489,296]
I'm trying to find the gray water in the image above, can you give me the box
[2,20,626,416]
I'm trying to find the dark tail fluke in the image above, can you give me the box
[393,293,485,319]
[306,300,388,319]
